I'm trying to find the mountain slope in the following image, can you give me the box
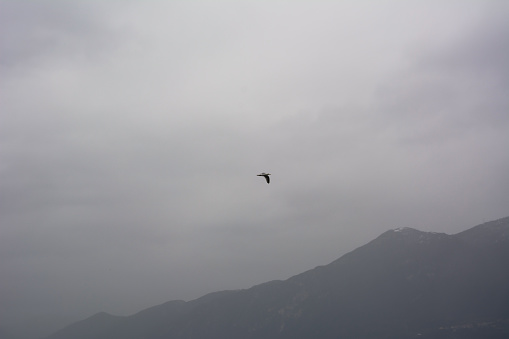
[45,216,509,339]
[0,328,20,339]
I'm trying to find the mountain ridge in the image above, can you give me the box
[44,216,509,339]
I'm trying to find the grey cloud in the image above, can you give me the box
[0,1,119,75]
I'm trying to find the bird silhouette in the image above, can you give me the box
[257,173,271,184]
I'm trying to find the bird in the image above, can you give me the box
[257,172,271,184]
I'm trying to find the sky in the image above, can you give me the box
[1,0,509,337]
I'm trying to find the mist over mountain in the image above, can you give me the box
[43,216,509,339]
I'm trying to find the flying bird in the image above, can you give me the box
[257,173,271,184]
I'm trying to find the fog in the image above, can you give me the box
[1,1,508,337]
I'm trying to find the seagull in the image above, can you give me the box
[257,172,271,184]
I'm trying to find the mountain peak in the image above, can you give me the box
[391,226,417,232]
[376,227,450,246]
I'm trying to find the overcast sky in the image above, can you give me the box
[1,0,509,336]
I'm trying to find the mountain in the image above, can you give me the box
[0,328,19,339]
[45,217,509,339]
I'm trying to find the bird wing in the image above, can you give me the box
[264,175,270,184]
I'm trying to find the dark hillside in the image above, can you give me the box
[45,217,509,339]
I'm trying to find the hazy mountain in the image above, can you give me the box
[44,217,509,339]
[0,328,19,339]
